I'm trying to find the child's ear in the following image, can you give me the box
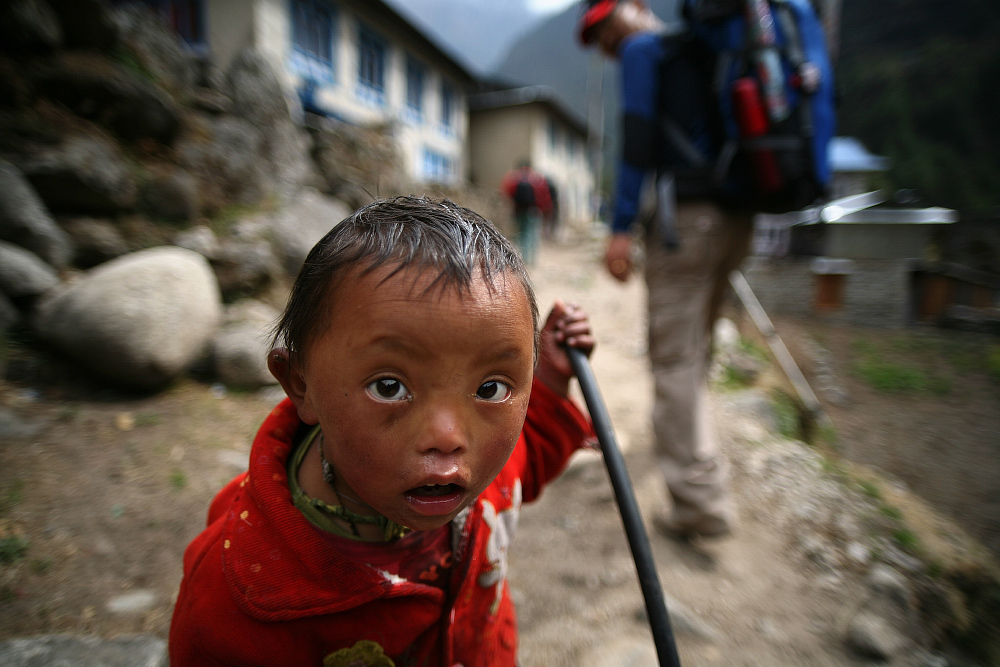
[268,348,319,424]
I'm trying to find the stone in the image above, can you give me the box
[0,0,62,53]
[635,595,721,641]
[226,48,311,202]
[212,299,280,388]
[0,241,60,301]
[113,4,196,98]
[0,160,73,267]
[577,637,658,667]
[846,610,907,659]
[18,136,137,214]
[47,0,120,51]
[0,406,46,439]
[106,590,158,614]
[720,389,779,433]
[212,239,281,299]
[867,563,912,607]
[216,449,250,470]
[0,634,166,666]
[713,317,740,353]
[139,167,199,223]
[270,188,352,275]
[226,48,292,130]
[846,541,871,567]
[176,115,267,209]
[173,225,219,260]
[0,291,18,334]
[61,218,129,268]
[32,53,181,145]
[32,247,221,390]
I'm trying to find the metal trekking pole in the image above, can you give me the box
[565,346,682,667]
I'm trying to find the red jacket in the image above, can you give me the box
[169,377,592,666]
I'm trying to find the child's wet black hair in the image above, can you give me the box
[271,196,538,364]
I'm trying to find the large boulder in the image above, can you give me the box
[212,299,280,388]
[0,160,73,267]
[270,188,352,275]
[32,53,181,146]
[0,0,62,54]
[0,241,59,302]
[33,246,221,390]
[18,135,137,214]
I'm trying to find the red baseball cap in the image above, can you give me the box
[577,0,618,46]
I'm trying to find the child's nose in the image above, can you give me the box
[418,404,469,455]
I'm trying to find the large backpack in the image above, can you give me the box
[658,0,835,214]
[513,175,537,212]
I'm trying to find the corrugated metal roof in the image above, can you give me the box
[831,136,890,173]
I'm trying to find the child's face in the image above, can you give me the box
[293,264,536,531]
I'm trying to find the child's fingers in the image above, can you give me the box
[565,333,596,356]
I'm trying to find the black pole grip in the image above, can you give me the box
[565,346,682,667]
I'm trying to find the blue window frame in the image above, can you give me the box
[406,56,425,119]
[440,82,454,132]
[422,148,454,183]
[357,25,387,104]
[291,0,336,84]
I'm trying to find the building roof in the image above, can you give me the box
[830,136,890,173]
[341,0,476,84]
[468,85,589,137]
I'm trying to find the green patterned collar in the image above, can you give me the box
[287,425,409,542]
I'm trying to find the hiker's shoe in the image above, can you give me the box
[653,512,732,541]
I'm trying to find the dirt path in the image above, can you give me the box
[0,235,986,665]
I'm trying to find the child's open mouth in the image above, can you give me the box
[405,483,466,516]
[408,483,461,497]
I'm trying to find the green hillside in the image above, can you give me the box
[837,0,1000,211]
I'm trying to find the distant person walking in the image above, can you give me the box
[501,161,552,266]
[542,176,560,241]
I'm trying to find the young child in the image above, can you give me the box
[169,197,596,666]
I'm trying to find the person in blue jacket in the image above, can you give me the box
[579,0,754,539]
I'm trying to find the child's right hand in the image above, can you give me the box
[534,299,595,397]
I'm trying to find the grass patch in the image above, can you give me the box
[893,527,921,552]
[714,365,753,392]
[1,480,24,515]
[987,345,1000,383]
[879,504,903,520]
[858,479,882,499]
[771,391,801,439]
[170,470,187,490]
[134,412,162,427]
[30,557,53,574]
[854,357,951,395]
[0,535,29,564]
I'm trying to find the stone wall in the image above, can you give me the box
[743,256,915,328]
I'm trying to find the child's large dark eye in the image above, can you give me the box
[476,380,511,402]
[366,378,411,402]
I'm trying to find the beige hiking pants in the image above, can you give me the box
[644,200,752,529]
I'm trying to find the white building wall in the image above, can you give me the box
[205,0,467,185]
